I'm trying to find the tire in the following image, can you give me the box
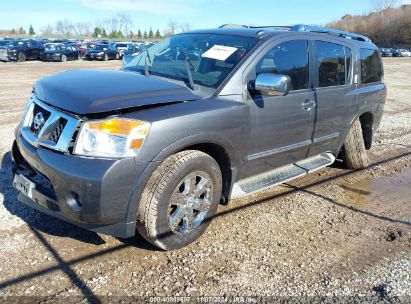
[103,54,108,61]
[342,118,369,169]
[136,150,222,250]
[17,52,26,62]
[61,55,67,62]
[115,53,120,60]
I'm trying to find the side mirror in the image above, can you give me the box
[253,73,291,96]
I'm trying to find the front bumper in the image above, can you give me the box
[0,51,11,61]
[41,54,61,61]
[85,54,104,60]
[12,133,152,238]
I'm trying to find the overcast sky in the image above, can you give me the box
[1,0,411,33]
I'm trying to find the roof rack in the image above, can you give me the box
[291,24,372,42]
[217,24,372,43]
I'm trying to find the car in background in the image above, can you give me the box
[379,48,393,57]
[0,39,44,62]
[122,44,144,64]
[393,49,411,57]
[85,44,119,61]
[0,40,9,47]
[113,42,133,58]
[40,43,80,62]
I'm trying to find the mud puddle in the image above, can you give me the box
[340,168,411,212]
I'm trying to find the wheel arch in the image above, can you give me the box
[358,112,374,150]
[151,134,240,204]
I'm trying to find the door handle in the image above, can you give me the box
[302,100,316,111]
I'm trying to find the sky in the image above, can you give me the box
[1,0,411,34]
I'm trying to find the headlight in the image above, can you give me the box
[98,52,104,55]
[74,118,150,158]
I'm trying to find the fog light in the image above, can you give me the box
[65,192,82,211]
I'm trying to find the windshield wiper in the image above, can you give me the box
[178,48,197,90]
[144,51,152,77]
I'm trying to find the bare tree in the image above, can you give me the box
[179,22,191,33]
[55,20,65,36]
[40,24,54,36]
[117,13,133,37]
[163,18,178,37]
[372,0,400,12]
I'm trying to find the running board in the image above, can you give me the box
[230,152,335,200]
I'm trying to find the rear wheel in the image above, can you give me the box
[136,150,222,250]
[342,118,370,169]
[17,52,26,62]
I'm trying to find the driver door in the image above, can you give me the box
[241,39,316,178]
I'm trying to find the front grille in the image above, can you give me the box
[49,118,67,143]
[30,104,51,136]
[20,98,80,153]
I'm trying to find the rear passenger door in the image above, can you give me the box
[308,40,356,156]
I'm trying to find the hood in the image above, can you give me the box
[34,70,199,115]
[5,46,22,51]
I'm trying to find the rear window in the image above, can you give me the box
[315,41,346,87]
[360,49,383,84]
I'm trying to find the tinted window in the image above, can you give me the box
[316,41,346,87]
[360,49,382,84]
[345,47,352,82]
[256,40,309,91]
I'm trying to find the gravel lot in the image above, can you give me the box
[0,58,410,303]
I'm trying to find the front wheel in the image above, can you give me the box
[115,53,120,60]
[61,54,67,62]
[17,52,26,62]
[342,118,369,169]
[136,150,222,250]
[103,54,108,61]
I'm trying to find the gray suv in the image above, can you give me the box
[12,25,386,250]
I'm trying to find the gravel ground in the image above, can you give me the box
[0,58,410,303]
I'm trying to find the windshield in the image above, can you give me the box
[116,43,128,48]
[127,44,138,51]
[45,44,65,51]
[94,45,108,51]
[122,33,259,89]
[6,41,24,47]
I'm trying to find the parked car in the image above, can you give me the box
[379,48,393,57]
[122,44,144,64]
[0,39,44,62]
[40,43,80,62]
[85,44,119,61]
[12,25,386,250]
[393,49,411,57]
[114,42,133,58]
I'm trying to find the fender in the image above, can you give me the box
[125,132,241,223]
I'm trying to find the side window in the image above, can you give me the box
[360,49,382,84]
[256,40,309,91]
[315,41,346,87]
[345,47,352,82]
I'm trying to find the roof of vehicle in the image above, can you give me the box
[187,24,377,48]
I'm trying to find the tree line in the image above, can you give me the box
[0,14,189,40]
[327,2,411,48]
